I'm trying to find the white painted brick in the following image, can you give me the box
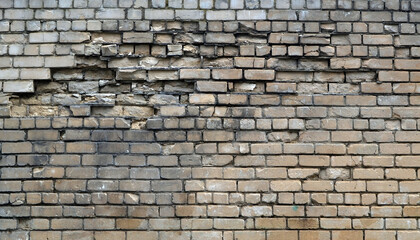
[13,57,44,68]
[175,10,205,20]
[29,32,59,43]
[95,9,125,19]
[237,10,267,20]
[3,80,34,93]
[0,69,19,80]
[59,32,91,43]
[4,9,34,20]
[145,9,174,20]
[65,9,95,19]
[45,56,75,68]
[34,10,65,20]
[20,68,51,80]
[207,10,236,20]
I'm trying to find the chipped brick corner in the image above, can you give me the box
[1,0,420,239]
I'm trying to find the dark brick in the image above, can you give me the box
[17,155,48,166]
[155,131,186,141]
[82,154,113,166]
[98,143,129,153]
[28,130,59,141]
[123,131,155,141]
[63,130,91,140]
[91,130,123,141]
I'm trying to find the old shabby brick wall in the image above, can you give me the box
[1,0,420,239]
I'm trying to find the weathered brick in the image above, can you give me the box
[29,32,59,43]
[95,8,125,19]
[180,69,210,79]
[288,218,319,229]
[84,218,115,230]
[4,9,34,19]
[151,180,182,192]
[214,219,244,229]
[268,10,297,20]
[395,60,420,70]
[271,180,301,192]
[4,81,34,93]
[87,180,118,191]
[371,206,402,217]
[145,9,174,20]
[212,69,243,80]
[45,56,75,68]
[66,9,95,19]
[362,11,391,21]
[60,32,90,43]
[320,218,351,229]
[338,206,369,217]
[362,59,393,69]
[0,181,21,192]
[196,81,227,92]
[363,35,393,45]
[189,94,216,105]
[124,131,155,142]
[237,10,267,20]
[244,70,275,80]
[274,206,304,217]
[21,68,51,80]
[303,180,334,191]
[267,231,298,240]
[206,10,236,20]
[2,142,32,153]
[63,206,94,217]
[148,156,178,166]
[367,181,399,192]
[0,1,419,235]
[330,58,361,69]
[175,10,204,20]
[238,180,269,192]
[266,83,297,93]
[330,11,360,21]
[361,107,392,118]
[297,107,327,118]
[32,206,62,217]
[127,231,158,240]
[66,142,96,153]
[269,33,299,44]
[352,219,384,230]
[332,231,363,240]
[123,32,154,43]
[205,33,235,43]
[0,219,17,230]
[241,206,272,217]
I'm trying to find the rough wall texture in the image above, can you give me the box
[1,0,420,239]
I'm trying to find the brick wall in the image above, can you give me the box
[1,0,420,239]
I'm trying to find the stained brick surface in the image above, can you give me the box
[1,0,420,239]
